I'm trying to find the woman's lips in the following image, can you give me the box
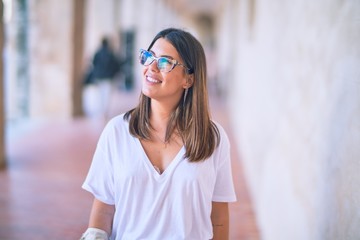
[146,75,162,83]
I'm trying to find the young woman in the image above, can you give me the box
[81,28,236,240]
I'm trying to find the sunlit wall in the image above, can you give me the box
[222,1,360,239]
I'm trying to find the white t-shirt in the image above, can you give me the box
[82,114,237,240]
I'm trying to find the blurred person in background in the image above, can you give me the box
[83,37,120,119]
[80,28,236,240]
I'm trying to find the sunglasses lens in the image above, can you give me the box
[139,49,175,72]
[157,57,173,72]
[139,50,153,66]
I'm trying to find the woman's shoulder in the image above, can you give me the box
[103,113,130,133]
[108,112,128,123]
[212,120,228,138]
[211,120,230,149]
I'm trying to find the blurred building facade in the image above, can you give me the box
[2,0,360,239]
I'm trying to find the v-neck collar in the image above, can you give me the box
[135,138,185,180]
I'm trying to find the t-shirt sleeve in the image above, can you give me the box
[82,121,115,205]
[212,125,237,202]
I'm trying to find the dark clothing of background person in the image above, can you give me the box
[92,39,120,81]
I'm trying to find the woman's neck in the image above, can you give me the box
[150,100,175,128]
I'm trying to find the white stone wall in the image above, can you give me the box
[223,0,360,239]
[28,0,74,119]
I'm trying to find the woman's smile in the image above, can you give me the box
[146,75,162,84]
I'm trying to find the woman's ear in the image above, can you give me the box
[184,74,194,89]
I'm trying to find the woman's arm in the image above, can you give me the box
[211,202,229,240]
[88,198,115,236]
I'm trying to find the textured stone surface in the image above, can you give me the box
[221,1,360,239]
[28,0,74,119]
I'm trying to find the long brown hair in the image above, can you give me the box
[124,28,219,162]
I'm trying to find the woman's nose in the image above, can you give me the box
[148,59,160,72]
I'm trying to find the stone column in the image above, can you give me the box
[28,1,74,119]
[15,0,29,119]
[15,0,30,118]
[0,1,5,168]
[72,0,86,117]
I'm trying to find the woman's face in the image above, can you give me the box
[141,38,189,106]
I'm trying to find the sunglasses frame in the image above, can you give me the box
[139,49,193,74]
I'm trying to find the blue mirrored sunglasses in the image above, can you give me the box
[139,49,193,74]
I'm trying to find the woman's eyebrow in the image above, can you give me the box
[149,50,174,59]
[161,54,174,59]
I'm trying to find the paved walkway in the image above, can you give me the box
[0,88,260,239]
